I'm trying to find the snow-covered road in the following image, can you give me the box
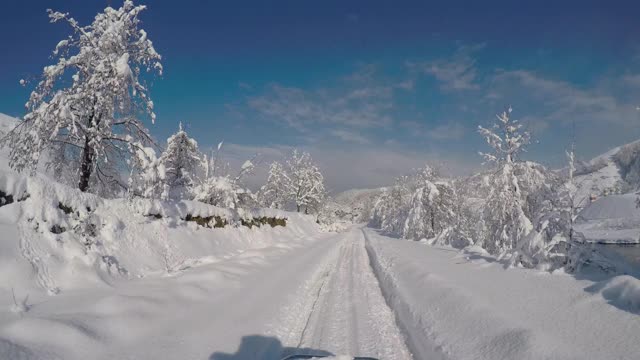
[295,229,411,359]
[0,226,413,360]
[2,224,640,360]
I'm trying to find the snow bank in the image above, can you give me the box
[585,275,640,313]
[0,169,318,301]
[364,228,640,360]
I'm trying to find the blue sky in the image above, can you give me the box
[1,0,640,191]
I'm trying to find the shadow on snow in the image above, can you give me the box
[209,335,333,360]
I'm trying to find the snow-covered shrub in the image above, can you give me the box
[3,1,162,194]
[189,142,259,209]
[193,176,242,209]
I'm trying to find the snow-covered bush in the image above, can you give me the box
[193,176,241,209]
[3,1,162,194]
[192,143,258,209]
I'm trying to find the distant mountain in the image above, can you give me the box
[572,140,640,208]
[571,140,640,244]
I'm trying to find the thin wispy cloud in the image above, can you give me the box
[401,120,466,141]
[247,64,407,146]
[488,69,640,130]
[408,43,485,91]
[330,129,371,144]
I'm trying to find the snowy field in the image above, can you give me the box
[1,221,639,359]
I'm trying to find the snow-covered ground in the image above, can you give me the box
[2,222,639,359]
[364,228,640,360]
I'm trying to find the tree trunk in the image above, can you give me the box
[296,204,300,212]
[78,109,99,193]
[78,137,94,192]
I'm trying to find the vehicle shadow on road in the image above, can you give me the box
[209,335,333,360]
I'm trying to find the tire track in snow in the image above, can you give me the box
[297,228,413,360]
[272,236,343,353]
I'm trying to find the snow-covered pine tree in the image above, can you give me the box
[128,145,168,199]
[258,161,291,209]
[160,123,203,200]
[477,106,533,255]
[3,1,162,193]
[286,150,326,213]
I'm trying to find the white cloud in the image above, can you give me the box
[409,43,485,91]
[330,129,371,144]
[401,120,466,141]
[489,69,638,129]
[426,122,466,140]
[248,82,393,131]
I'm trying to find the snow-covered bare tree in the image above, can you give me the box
[371,183,410,235]
[3,1,162,193]
[478,106,533,255]
[286,150,326,213]
[258,161,291,209]
[403,172,457,241]
[160,123,202,200]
